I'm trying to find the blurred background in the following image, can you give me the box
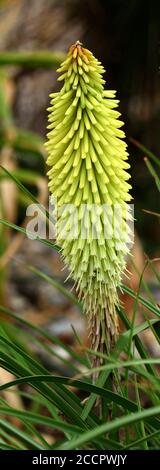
[0,0,160,363]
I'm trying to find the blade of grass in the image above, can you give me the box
[0,331,101,433]
[0,165,49,217]
[81,315,160,420]
[1,373,160,420]
[0,219,59,251]
[130,137,160,168]
[0,335,92,428]
[124,428,160,450]
[121,284,160,318]
[125,260,149,397]
[0,428,25,450]
[134,374,148,450]
[0,407,82,435]
[0,169,45,186]
[0,419,45,450]
[58,405,160,449]
[0,304,87,366]
[144,157,160,191]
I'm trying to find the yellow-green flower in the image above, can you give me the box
[46,41,132,361]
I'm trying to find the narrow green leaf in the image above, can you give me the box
[0,304,87,366]
[144,157,160,192]
[0,219,59,251]
[0,419,45,450]
[121,284,160,318]
[130,137,160,168]
[58,405,160,449]
[0,407,82,435]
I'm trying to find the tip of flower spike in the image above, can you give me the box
[69,41,93,63]
[56,41,106,82]
[75,40,83,47]
[69,41,83,58]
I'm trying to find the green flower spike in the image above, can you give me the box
[46,41,132,369]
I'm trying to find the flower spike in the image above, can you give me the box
[46,41,132,369]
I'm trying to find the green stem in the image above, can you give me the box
[0,51,65,69]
